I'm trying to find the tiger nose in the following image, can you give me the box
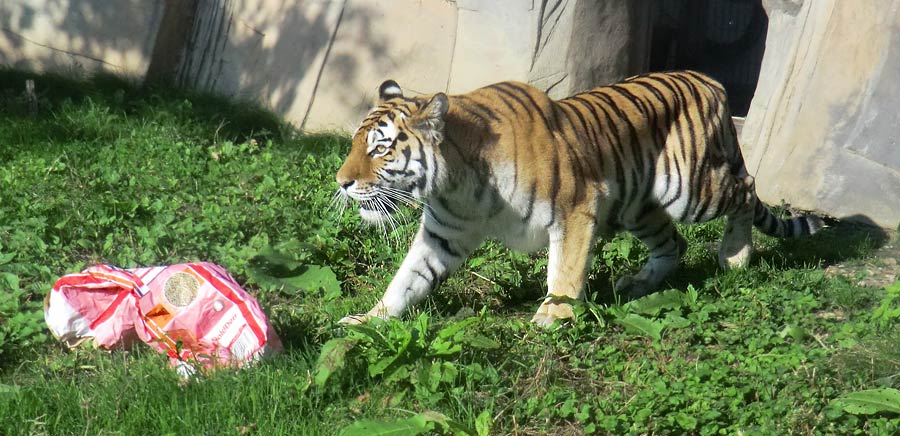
[337,177,355,190]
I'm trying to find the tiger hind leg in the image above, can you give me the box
[615,209,687,298]
[718,175,758,268]
[718,211,754,268]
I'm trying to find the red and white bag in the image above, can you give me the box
[45,262,282,375]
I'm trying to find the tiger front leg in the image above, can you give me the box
[339,223,478,325]
[531,214,597,327]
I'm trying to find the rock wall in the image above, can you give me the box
[1,0,651,132]
[177,0,652,131]
[741,0,900,229]
[0,0,163,76]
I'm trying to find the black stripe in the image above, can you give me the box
[798,217,811,236]
[383,169,414,177]
[492,83,555,132]
[661,153,683,209]
[413,269,433,286]
[591,90,644,206]
[427,207,463,231]
[632,218,671,241]
[424,259,439,281]
[565,97,606,160]
[425,151,438,193]
[486,83,532,115]
[626,80,671,137]
[693,194,711,223]
[606,199,623,232]
[555,107,586,205]
[667,76,699,223]
[415,151,427,172]
[681,71,723,94]
[424,258,447,287]
[395,106,411,117]
[401,146,412,171]
[475,179,487,202]
[580,96,627,192]
[609,85,665,147]
[511,133,520,188]
[549,150,560,227]
[434,195,469,222]
[523,183,537,223]
[425,228,462,257]
[416,175,427,191]
[486,189,505,219]
[650,76,693,222]
[408,128,427,147]
[675,76,714,219]
[709,188,730,218]
[459,98,503,124]
[444,135,479,170]
[560,102,602,182]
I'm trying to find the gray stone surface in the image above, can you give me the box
[742,0,900,229]
[0,0,163,76]
[0,0,650,131]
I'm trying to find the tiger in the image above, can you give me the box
[335,70,824,327]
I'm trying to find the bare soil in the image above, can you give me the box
[825,235,899,289]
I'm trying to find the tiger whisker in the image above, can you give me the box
[328,189,349,218]
[380,187,435,220]
[374,197,402,247]
[379,190,423,236]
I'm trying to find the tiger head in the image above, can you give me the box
[336,80,449,224]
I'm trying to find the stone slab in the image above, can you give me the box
[742,0,900,229]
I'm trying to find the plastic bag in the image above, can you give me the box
[45,262,282,376]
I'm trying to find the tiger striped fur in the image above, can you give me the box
[336,71,824,327]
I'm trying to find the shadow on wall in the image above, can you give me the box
[0,0,163,76]
[1,1,391,131]
[175,0,390,130]
[317,4,393,129]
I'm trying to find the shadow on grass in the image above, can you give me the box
[755,215,890,268]
[428,215,892,319]
[0,68,289,145]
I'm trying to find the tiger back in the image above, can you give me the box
[335,71,824,326]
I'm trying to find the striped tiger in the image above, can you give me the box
[336,70,824,326]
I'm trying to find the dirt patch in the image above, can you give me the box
[825,238,899,289]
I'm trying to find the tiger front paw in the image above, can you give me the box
[339,301,394,325]
[614,275,653,299]
[338,313,370,325]
[530,299,575,327]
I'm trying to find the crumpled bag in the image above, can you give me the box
[45,262,282,375]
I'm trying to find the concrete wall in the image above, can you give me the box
[741,0,900,229]
[1,0,651,132]
[180,0,652,131]
[1,1,163,76]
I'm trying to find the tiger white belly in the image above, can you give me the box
[488,206,550,253]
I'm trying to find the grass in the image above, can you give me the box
[1,69,898,435]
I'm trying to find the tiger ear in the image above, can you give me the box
[414,93,449,131]
[377,80,403,102]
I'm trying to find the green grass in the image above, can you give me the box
[1,69,898,435]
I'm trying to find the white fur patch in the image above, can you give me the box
[366,119,399,154]
[359,207,388,224]
[381,84,402,97]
